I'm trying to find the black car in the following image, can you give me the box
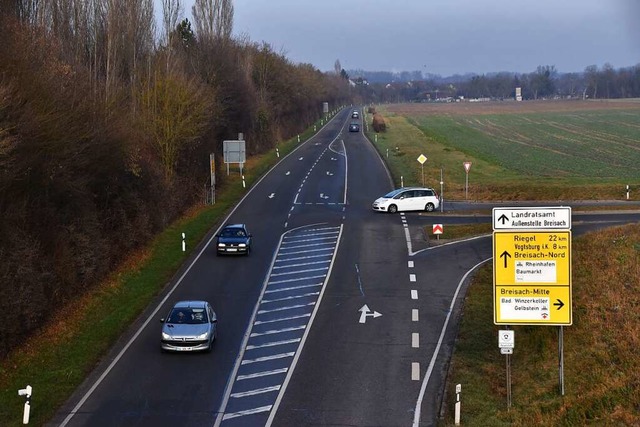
[349,122,360,132]
[216,223,252,255]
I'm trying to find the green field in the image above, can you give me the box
[369,101,640,200]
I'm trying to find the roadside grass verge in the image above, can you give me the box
[365,104,640,201]
[0,112,337,426]
[440,224,640,426]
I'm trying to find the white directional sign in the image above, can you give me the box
[493,207,571,230]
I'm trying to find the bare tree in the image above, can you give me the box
[192,0,233,44]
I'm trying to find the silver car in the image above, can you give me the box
[160,300,217,352]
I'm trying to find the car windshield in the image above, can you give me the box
[221,227,245,238]
[382,189,404,198]
[168,308,207,324]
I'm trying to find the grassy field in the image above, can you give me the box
[440,224,640,426]
[368,100,640,200]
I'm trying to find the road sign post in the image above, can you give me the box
[417,154,427,186]
[463,162,472,199]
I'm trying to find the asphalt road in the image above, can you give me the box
[51,108,640,427]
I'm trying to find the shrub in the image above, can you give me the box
[372,113,386,132]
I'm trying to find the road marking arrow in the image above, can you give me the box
[320,193,329,199]
[326,171,333,176]
[268,193,275,199]
[359,304,382,324]
[286,171,290,175]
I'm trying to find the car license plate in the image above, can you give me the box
[227,248,237,252]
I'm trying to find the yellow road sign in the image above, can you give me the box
[493,231,572,325]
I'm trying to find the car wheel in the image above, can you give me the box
[425,203,435,212]
[388,204,398,214]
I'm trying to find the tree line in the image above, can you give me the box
[350,63,640,102]
[0,0,350,357]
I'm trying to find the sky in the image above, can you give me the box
[175,0,639,76]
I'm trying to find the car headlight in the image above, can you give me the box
[238,243,246,247]
[162,332,172,340]
[218,243,225,247]
[195,332,209,340]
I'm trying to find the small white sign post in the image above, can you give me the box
[499,330,514,408]
[463,162,472,199]
[417,154,428,186]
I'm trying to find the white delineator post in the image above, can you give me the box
[18,385,32,424]
[454,383,461,425]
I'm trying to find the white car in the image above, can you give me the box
[372,187,440,213]
[160,300,218,352]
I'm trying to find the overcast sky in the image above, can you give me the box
[180,0,640,76]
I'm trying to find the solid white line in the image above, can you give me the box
[246,338,301,350]
[410,274,417,282]
[412,258,492,427]
[236,368,288,381]
[222,405,273,420]
[272,260,331,270]
[270,267,328,277]
[265,283,322,294]
[274,253,333,263]
[262,292,320,304]
[250,325,306,337]
[412,363,420,381]
[411,290,418,300]
[412,333,420,348]
[412,309,419,322]
[231,386,281,398]
[254,314,310,326]
[267,275,326,285]
[258,302,315,314]
[241,352,295,365]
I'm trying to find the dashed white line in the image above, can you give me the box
[412,309,419,322]
[411,290,418,300]
[412,333,420,348]
[409,274,416,282]
[408,261,414,268]
[412,363,420,380]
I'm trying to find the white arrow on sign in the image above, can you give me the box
[359,304,382,324]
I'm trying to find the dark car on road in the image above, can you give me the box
[160,300,218,352]
[216,223,252,255]
[349,122,360,132]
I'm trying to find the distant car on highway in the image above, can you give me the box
[349,122,360,132]
[216,223,252,255]
[372,187,440,213]
[351,111,359,118]
[160,300,217,352]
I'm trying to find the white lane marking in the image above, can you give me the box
[246,338,301,350]
[270,267,328,277]
[231,386,281,398]
[241,352,295,365]
[277,247,335,257]
[223,405,273,420]
[258,302,315,314]
[237,368,288,381]
[250,326,307,338]
[412,333,420,348]
[262,292,320,304]
[412,309,419,322]
[408,261,414,268]
[412,258,492,427]
[412,363,420,381]
[254,314,310,326]
[274,254,333,263]
[265,225,345,426]
[409,274,417,282]
[265,283,322,294]
[273,260,331,270]
[279,241,338,251]
[267,275,327,285]
[411,290,418,300]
